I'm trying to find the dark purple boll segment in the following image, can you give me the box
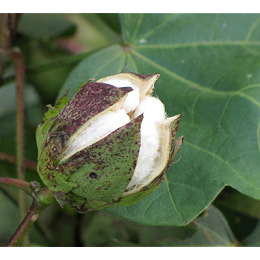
[57,82,133,136]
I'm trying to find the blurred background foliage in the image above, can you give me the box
[1,13,260,247]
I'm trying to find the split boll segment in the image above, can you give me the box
[36,72,183,213]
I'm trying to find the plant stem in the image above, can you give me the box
[0,151,38,171]
[0,47,29,245]
[5,199,41,247]
[0,14,29,246]
[8,48,28,246]
[0,43,31,246]
[5,187,54,247]
[0,14,21,80]
[0,181,54,245]
[12,49,26,175]
[0,177,32,194]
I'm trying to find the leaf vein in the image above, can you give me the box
[131,49,260,107]
[141,193,164,218]
[165,176,184,224]
[185,141,260,191]
[134,41,260,49]
[130,14,144,43]
[134,14,178,43]
[258,119,260,155]
[245,17,260,42]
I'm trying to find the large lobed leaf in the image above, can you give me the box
[58,14,260,226]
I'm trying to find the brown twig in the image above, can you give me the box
[0,177,52,247]
[8,47,29,246]
[4,187,54,247]
[0,151,38,171]
[0,14,52,247]
[0,14,21,80]
[5,199,40,247]
[0,177,32,194]
[0,14,29,246]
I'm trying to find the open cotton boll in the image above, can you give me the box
[64,80,168,192]
[37,72,183,213]
[99,78,140,114]
[65,109,130,154]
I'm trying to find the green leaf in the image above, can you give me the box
[243,221,260,246]
[215,190,260,219]
[58,14,260,226]
[161,206,237,246]
[18,13,75,38]
[59,45,126,100]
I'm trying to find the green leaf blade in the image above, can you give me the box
[58,13,260,226]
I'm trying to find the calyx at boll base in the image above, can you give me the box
[36,72,183,213]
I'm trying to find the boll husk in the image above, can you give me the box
[36,72,183,213]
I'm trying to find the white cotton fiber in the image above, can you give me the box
[126,117,160,189]
[66,109,130,154]
[100,78,140,114]
[122,90,140,114]
[80,109,130,145]
[126,96,167,191]
[133,96,166,123]
[101,78,132,89]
